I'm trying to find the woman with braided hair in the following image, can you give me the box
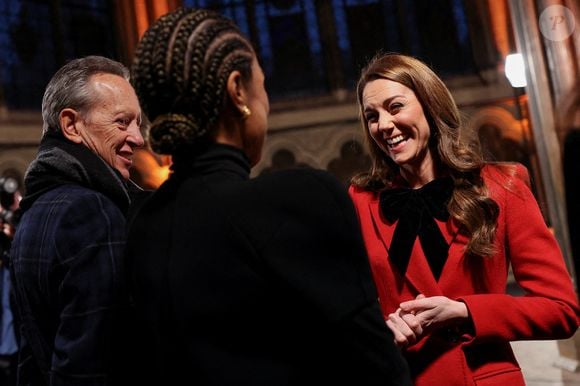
[126,8,411,386]
[349,52,579,385]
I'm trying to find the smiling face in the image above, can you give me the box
[362,78,436,185]
[78,73,144,179]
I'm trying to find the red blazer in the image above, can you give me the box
[349,164,579,386]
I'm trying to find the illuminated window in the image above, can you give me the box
[0,0,118,110]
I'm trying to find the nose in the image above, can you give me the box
[127,122,145,148]
[377,112,395,132]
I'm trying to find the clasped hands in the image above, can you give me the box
[386,294,469,348]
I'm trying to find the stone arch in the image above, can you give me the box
[467,106,531,167]
[317,124,367,168]
[468,106,523,142]
[256,139,321,176]
[326,137,371,186]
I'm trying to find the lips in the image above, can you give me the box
[118,151,133,166]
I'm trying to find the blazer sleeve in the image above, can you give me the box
[460,166,579,341]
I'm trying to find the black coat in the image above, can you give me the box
[126,143,411,386]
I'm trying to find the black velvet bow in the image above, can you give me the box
[379,177,454,280]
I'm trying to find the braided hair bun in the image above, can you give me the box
[149,113,200,155]
[132,7,254,154]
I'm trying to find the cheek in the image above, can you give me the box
[258,97,269,121]
[261,91,270,114]
[94,132,124,161]
[102,129,125,148]
[418,122,432,144]
[412,107,431,136]
[89,126,114,143]
[369,126,383,146]
[255,108,268,134]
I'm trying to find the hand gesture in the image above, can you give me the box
[386,294,470,348]
[399,294,469,334]
[385,294,425,348]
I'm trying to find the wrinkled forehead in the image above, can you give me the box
[83,73,140,115]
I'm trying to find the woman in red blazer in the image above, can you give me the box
[349,53,579,386]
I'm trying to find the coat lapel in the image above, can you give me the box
[369,200,441,295]
[437,220,470,290]
[368,197,471,295]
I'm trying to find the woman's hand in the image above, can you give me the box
[399,294,469,333]
[385,294,425,348]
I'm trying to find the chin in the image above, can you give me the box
[116,167,130,180]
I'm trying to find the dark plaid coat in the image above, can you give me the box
[9,133,137,386]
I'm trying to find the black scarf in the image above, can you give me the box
[379,177,454,280]
[19,131,131,214]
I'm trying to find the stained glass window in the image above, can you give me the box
[1,0,493,109]
[184,0,328,99]
[0,0,118,110]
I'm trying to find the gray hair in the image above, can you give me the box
[41,55,130,135]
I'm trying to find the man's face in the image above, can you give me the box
[77,73,144,179]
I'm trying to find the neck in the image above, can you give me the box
[213,117,244,149]
[399,153,439,188]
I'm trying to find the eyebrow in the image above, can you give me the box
[363,94,406,111]
[114,109,140,117]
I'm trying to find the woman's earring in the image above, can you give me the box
[240,105,252,120]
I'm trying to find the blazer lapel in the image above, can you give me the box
[437,220,470,289]
[368,200,441,296]
[368,191,473,296]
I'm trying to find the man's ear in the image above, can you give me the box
[226,70,246,112]
[59,108,84,144]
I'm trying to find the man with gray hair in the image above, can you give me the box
[9,56,144,385]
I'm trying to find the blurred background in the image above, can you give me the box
[0,0,579,383]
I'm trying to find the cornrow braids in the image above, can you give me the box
[132,7,254,155]
[201,40,254,129]
[132,8,184,119]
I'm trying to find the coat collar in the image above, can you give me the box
[368,195,467,294]
[171,142,251,180]
[21,131,131,214]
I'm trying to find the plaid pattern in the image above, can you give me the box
[10,184,129,386]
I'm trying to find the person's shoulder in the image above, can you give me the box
[348,184,376,200]
[482,162,531,198]
[38,183,105,199]
[251,168,345,196]
[38,184,124,219]
[19,185,126,250]
[223,168,351,218]
[255,167,337,185]
[482,162,529,184]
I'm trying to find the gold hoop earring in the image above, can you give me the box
[240,105,252,120]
